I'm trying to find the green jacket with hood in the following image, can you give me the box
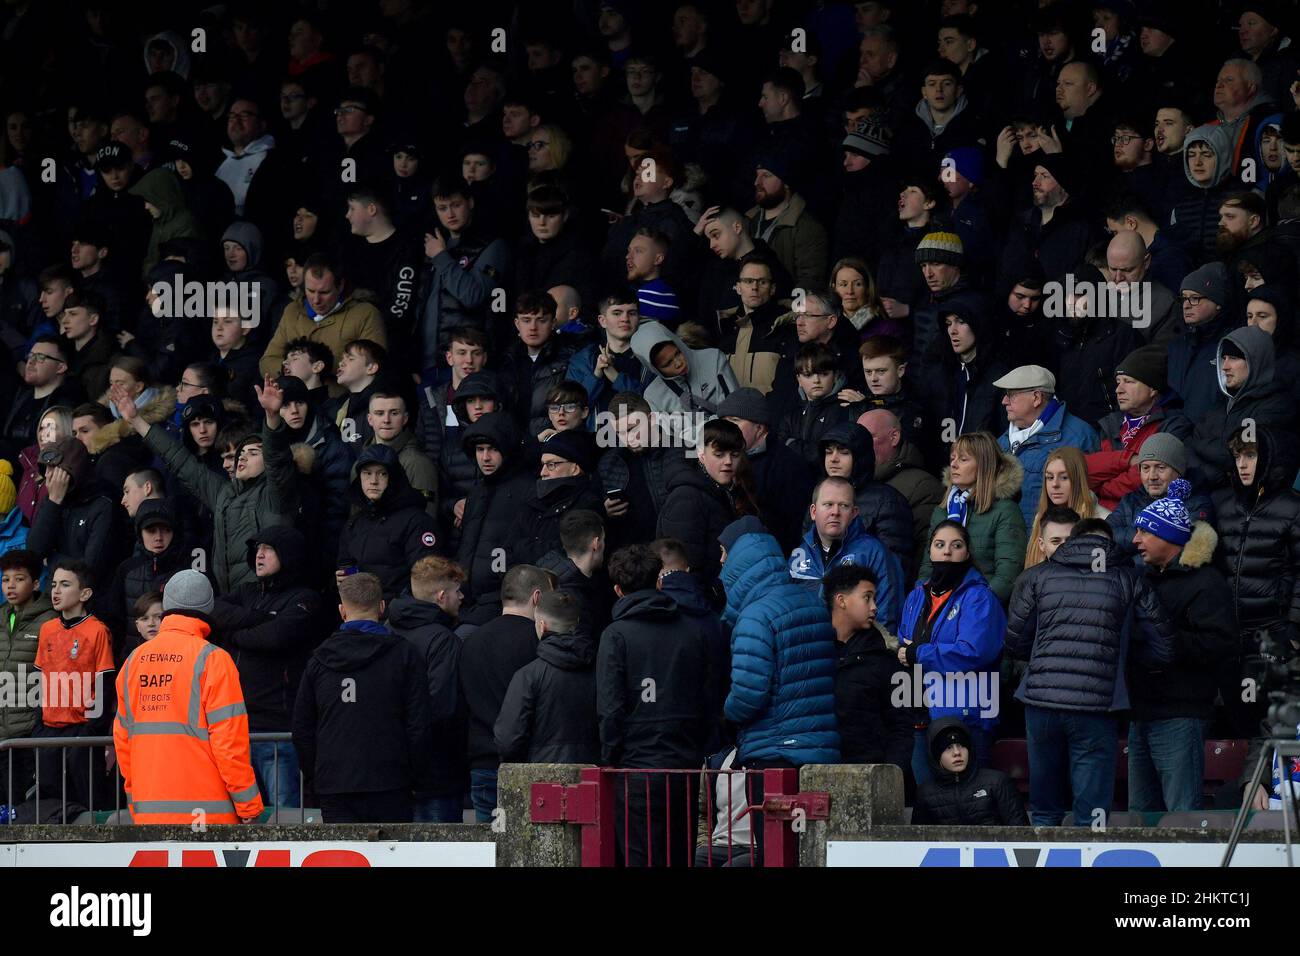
[129,168,202,276]
[0,591,54,739]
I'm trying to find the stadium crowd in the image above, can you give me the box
[0,0,1297,862]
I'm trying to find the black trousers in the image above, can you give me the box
[612,771,699,868]
[32,722,106,820]
[319,789,413,823]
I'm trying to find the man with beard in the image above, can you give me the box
[1217,191,1268,320]
[998,154,1095,296]
[1109,115,1164,211]
[744,152,828,295]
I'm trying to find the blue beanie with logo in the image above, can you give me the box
[1133,477,1192,545]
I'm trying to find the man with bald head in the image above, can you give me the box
[549,285,583,331]
[1105,231,1178,346]
[1052,60,1111,171]
[859,409,942,560]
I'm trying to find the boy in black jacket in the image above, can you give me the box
[825,565,913,798]
[495,591,599,763]
[913,717,1027,826]
[292,572,434,823]
[386,555,467,823]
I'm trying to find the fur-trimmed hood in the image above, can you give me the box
[1173,520,1217,570]
[941,450,1024,501]
[289,442,315,476]
[89,386,177,454]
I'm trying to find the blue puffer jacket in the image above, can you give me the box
[722,531,840,765]
[789,517,904,633]
[998,400,1099,530]
[898,566,1005,731]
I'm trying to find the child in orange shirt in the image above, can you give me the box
[32,559,114,819]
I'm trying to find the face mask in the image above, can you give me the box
[929,557,972,594]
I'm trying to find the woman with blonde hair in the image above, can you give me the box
[18,405,74,524]
[526,123,573,175]
[1025,446,1110,567]
[829,257,905,340]
[919,432,1026,603]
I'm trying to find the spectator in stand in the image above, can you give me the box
[0,549,55,795]
[745,151,828,293]
[418,326,489,465]
[386,555,469,823]
[1005,520,1174,826]
[59,289,114,402]
[99,498,189,646]
[1214,425,1300,737]
[501,291,576,437]
[3,337,83,459]
[912,718,1029,826]
[1086,345,1192,512]
[1169,263,1233,424]
[720,517,838,863]
[1131,480,1238,812]
[994,365,1099,531]
[293,572,435,824]
[320,338,387,455]
[825,564,913,792]
[27,435,116,586]
[364,390,437,514]
[899,520,1006,787]
[598,392,686,550]
[598,542,711,867]
[259,253,387,381]
[1025,447,1109,568]
[459,565,555,821]
[210,526,322,811]
[496,591,599,764]
[1108,432,1215,565]
[776,342,858,468]
[536,509,611,640]
[921,432,1027,605]
[630,319,737,417]
[567,292,653,423]
[860,408,945,565]
[516,430,605,565]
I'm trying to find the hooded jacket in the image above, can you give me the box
[337,444,440,601]
[293,620,435,795]
[1189,326,1294,486]
[920,454,1028,604]
[456,413,535,610]
[460,612,540,770]
[101,498,191,641]
[143,31,192,79]
[1243,282,1300,404]
[790,516,904,633]
[912,716,1027,826]
[656,461,746,585]
[596,590,711,768]
[630,321,738,417]
[834,626,914,774]
[1168,125,1235,265]
[219,221,281,341]
[143,419,300,594]
[27,435,117,585]
[432,372,500,549]
[1133,521,1238,721]
[210,526,323,733]
[496,630,600,764]
[937,289,1012,436]
[721,530,840,765]
[1004,535,1175,712]
[1213,425,1300,632]
[128,168,202,276]
[386,595,466,796]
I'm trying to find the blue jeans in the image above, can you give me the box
[413,794,463,823]
[1127,718,1208,812]
[1025,706,1118,826]
[250,741,300,810]
[470,768,497,824]
[911,725,994,789]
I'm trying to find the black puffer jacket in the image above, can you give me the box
[1133,522,1238,721]
[834,627,914,782]
[1213,426,1300,632]
[1004,535,1175,712]
[656,462,745,585]
[386,596,466,797]
[456,413,535,608]
[499,335,575,438]
[912,717,1028,826]
[1189,327,1297,489]
[817,423,915,579]
[211,525,324,732]
[337,444,440,601]
[495,630,600,764]
[596,589,711,768]
[100,499,192,639]
[516,474,606,566]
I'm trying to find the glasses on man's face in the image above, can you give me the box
[1111,134,1139,146]
[335,105,367,117]
[548,403,583,414]
[178,379,202,391]
[799,312,833,320]
[737,277,772,287]
[1181,295,1206,307]
[25,352,59,364]
[540,459,570,472]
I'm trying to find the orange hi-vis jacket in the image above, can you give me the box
[113,613,264,824]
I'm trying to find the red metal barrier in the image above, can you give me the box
[530,766,828,867]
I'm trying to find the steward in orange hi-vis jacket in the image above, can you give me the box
[114,571,263,824]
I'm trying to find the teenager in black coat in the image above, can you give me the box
[913,717,1028,826]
